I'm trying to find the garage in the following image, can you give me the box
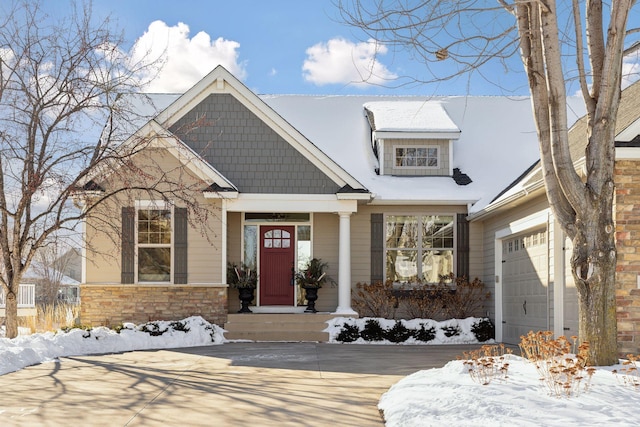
[501,228,549,344]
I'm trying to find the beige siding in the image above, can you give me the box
[383,138,450,176]
[311,213,339,312]
[84,148,222,286]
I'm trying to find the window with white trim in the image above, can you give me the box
[137,203,172,282]
[394,145,439,168]
[385,214,454,283]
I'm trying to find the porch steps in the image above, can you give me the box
[223,313,351,342]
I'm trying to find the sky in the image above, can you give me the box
[31,0,636,97]
[3,316,640,426]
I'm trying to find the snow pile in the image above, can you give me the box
[379,355,640,427]
[0,316,225,376]
[325,316,490,344]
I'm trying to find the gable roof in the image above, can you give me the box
[120,66,587,213]
[154,66,367,194]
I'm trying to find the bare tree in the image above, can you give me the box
[0,1,213,338]
[338,0,638,365]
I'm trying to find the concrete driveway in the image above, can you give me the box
[0,342,482,426]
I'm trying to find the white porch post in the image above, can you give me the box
[335,212,357,314]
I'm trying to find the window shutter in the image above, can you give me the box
[371,213,384,283]
[456,213,470,279]
[121,207,135,284]
[174,207,188,284]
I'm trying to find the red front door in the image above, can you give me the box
[259,225,295,305]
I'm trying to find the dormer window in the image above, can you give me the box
[395,145,439,169]
[363,101,460,177]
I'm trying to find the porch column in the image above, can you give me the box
[335,212,357,315]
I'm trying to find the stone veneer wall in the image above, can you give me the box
[79,284,228,327]
[615,159,640,356]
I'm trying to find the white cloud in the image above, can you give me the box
[302,37,397,87]
[130,21,247,93]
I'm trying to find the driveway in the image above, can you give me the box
[0,342,482,426]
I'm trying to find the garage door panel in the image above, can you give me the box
[502,229,548,344]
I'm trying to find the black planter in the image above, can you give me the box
[237,287,255,313]
[302,286,319,313]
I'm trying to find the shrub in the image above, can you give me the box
[336,323,361,342]
[140,323,168,336]
[443,275,490,319]
[519,331,594,397]
[413,324,436,342]
[399,283,451,321]
[361,319,386,341]
[352,281,397,319]
[385,321,413,343]
[442,325,461,337]
[471,318,494,342]
[613,354,640,389]
[169,320,190,333]
[462,344,512,385]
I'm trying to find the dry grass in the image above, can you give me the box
[519,331,595,397]
[461,344,512,385]
[19,303,79,333]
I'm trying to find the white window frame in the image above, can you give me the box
[393,145,440,169]
[135,200,174,284]
[383,213,456,284]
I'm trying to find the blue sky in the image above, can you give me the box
[44,1,640,96]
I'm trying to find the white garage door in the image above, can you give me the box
[502,229,548,344]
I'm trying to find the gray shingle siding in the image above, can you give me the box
[170,94,339,194]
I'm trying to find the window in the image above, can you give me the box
[394,146,439,168]
[385,215,454,283]
[137,206,172,282]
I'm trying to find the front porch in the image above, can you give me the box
[0,284,36,317]
[223,313,356,342]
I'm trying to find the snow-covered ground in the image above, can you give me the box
[0,316,225,376]
[2,316,639,426]
[379,354,640,427]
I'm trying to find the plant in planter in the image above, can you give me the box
[295,258,330,313]
[227,262,257,313]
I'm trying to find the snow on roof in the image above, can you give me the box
[262,94,586,213]
[145,91,584,215]
[364,101,460,134]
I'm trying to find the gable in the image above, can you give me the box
[168,93,340,194]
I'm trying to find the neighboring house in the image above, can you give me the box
[22,261,80,305]
[83,65,640,351]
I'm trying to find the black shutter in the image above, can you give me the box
[121,207,135,284]
[174,207,188,284]
[371,213,384,283]
[456,213,470,278]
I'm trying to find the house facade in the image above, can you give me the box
[79,65,640,355]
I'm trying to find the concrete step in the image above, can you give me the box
[223,313,355,342]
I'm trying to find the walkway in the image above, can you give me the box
[0,342,482,426]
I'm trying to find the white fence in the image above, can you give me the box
[0,284,36,308]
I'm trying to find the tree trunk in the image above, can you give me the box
[5,287,18,339]
[571,198,618,366]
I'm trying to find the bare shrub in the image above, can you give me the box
[519,331,595,397]
[443,275,490,319]
[352,281,397,318]
[462,344,512,385]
